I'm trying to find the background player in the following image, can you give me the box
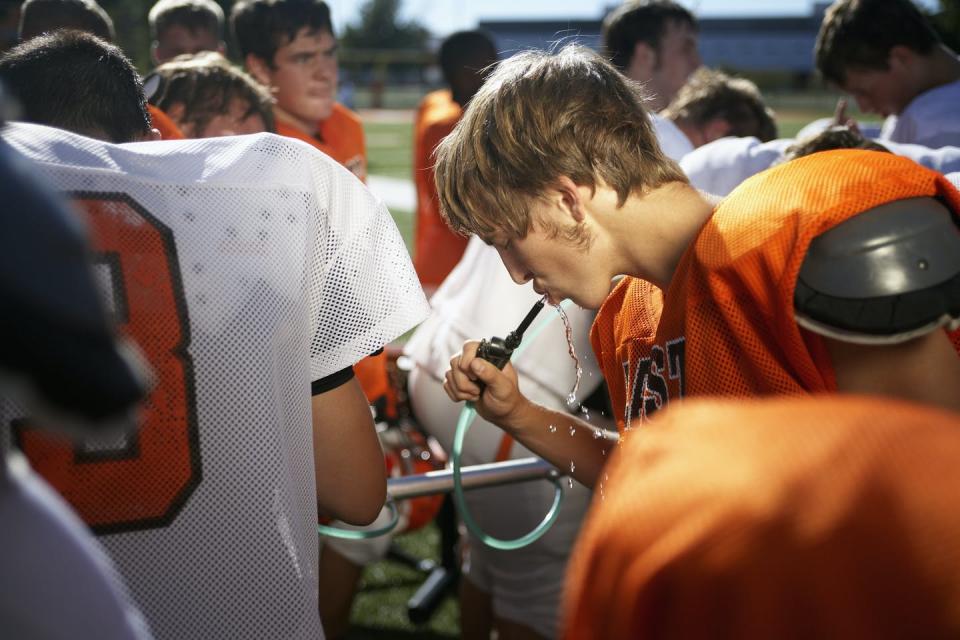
[413,29,498,292]
[231,0,366,181]
[602,0,701,113]
[438,46,960,488]
[148,0,225,65]
[1,27,429,638]
[815,0,960,148]
[15,0,183,140]
[563,397,960,638]
[660,67,777,148]
[0,30,158,142]
[147,51,274,138]
[18,0,113,41]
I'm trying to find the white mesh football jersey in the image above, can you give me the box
[0,122,428,639]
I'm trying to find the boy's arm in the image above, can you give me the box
[826,330,960,413]
[311,376,386,525]
[445,340,615,488]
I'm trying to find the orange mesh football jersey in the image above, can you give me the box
[147,104,184,141]
[412,91,467,287]
[562,396,960,639]
[275,103,367,182]
[591,150,960,431]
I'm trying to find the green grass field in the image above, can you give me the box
[348,95,872,638]
[344,523,460,639]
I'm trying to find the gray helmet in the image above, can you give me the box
[794,196,960,344]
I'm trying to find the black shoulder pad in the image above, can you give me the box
[794,197,960,344]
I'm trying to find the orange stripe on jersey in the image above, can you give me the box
[562,396,960,639]
[590,150,960,431]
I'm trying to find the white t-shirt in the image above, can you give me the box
[680,137,795,197]
[881,78,960,148]
[650,113,694,162]
[0,123,428,639]
[681,135,960,198]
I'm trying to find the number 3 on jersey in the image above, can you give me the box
[15,193,201,534]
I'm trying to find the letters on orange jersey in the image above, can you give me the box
[15,193,201,534]
[622,337,686,427]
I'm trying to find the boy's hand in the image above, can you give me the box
[832,98,861,136]
[443,340,528,427]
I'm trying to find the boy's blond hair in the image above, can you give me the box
[434,45,686,240]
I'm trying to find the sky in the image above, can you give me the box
[326,0,941,37]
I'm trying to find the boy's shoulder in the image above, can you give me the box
[693,150,948,273]
[327,102,363,129]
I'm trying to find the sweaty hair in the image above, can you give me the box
[148,0,224,41]
[149,51,275,134]
[603,0,697,73]
[783,125,890,161]
[0,30,150,142]
[230,0,332,66]
[662,68,778,141]
[19,0,114,42]
[815,0,941,86]
[434,45,686,240]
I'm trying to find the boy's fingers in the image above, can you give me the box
[833,98,848,125]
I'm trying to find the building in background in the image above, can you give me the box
[479,3,831,86]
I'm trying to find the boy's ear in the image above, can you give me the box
[555,176,586,223]
[887,45,916,73]
[245,53,273,87]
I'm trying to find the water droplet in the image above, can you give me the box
[592,428,602,439]
[570,460,576,473]
[580,406,591,421]
[567,477,574,489]
[918,259,929,270]
[569,425,576,436]
[548,424,557,433]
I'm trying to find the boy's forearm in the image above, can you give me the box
[499,400,615,488]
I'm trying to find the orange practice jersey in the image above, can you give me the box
[147,104,184,141]
[275,102,389,408]
[590,150,960,431]
[275,103,367,182]
[562,396,960,639]
[412,90,467,287]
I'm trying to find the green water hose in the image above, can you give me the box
[452,302,571,550]
[318,300,569,545]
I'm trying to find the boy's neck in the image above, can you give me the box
[610,182,716,291]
